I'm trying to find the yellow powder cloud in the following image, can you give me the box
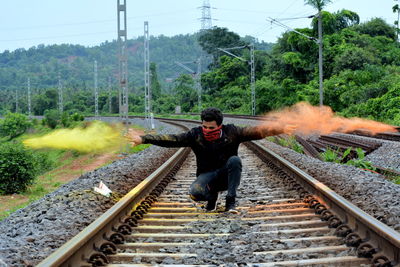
[23,121,125,153]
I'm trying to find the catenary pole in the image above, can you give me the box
[117,0,128,125]
[144,21,153,129]
[318,11,323,106]
[27,77,31,118]
[58,72,63,113]
[94,60,99,117]
[108,76,112,114]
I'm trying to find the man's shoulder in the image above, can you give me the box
[223,124,239,131]
[189,126,203,134]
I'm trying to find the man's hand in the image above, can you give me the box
[261,122,297,137]
[125,129,143,146]
[282,124,297,135]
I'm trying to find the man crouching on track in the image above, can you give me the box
[126,107,295,214]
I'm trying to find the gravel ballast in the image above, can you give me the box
[0,117,399,266]
[258,139,400,231]
[0,119,181,267]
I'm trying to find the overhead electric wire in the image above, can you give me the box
[0,8,197,32]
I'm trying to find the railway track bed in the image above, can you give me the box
[1,119,399,266]
[38,139,400,266]
[106,148,370,266]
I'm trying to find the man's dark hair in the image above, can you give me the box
[201,107,223,125]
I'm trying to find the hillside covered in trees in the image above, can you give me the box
[0,8,399,125]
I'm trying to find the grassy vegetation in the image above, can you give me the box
[0,121,152,221]
[266,136,304,154]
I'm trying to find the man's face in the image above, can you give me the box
[202,120,218,130]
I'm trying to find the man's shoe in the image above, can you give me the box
[205,193,219,211]
[225,196,239,214]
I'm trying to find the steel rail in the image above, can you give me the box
[246,140,400,265]
[38,118,399,266]
[38,119,191,267]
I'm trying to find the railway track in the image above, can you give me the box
[38,121,400,267]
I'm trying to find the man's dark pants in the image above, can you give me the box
[189,156,242,202]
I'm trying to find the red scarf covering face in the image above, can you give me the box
[202,125,222,142]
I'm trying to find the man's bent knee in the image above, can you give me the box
[189,182,207,201]
[227,156,242,168]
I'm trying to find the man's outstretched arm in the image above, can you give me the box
[125,128,194,148]
[239,122,297,142]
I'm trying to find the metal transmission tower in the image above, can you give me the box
[200,0,212,30]
[144,21,154,129]
[117,0,128,124]
[27,77,31,118]
[217,45,256,115]
[94,60,99,117]
[58,72,63,113]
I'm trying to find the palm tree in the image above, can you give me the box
[304,0,331,11]
[304,0,332,106]
[393,0,400,40]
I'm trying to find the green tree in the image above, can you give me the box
[198,27,248,67]
[0,112,31,139]
[150,62,161,100]
[173,74,197,112]
[43,109,60,129]
[393,1,400,39]
[304,0,332,12]
[0,142,36,194]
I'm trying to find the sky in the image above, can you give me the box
[0,0,397,53]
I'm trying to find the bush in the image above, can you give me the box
[43,109,60,129]
[0,142,36,194]
[71,112,85,122]
[33,151,56,175]
[0,112,32,139]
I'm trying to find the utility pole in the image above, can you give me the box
[108,76,112,114]
[117,0,128,125]
[15,88,18,113]
[27,77,31,118]
[58,72,63,113]
[250,44,255,115]
[217,45,256,115]
[94,60,99,117]
[200,0,212,30]
[144,21,154,129]
[196,57,202,111]
[317,12,323,106]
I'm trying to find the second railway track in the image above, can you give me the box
[38,121,400,267]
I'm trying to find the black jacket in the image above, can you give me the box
[141,124,264,176]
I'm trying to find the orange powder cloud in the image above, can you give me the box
[261,102,397,135]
